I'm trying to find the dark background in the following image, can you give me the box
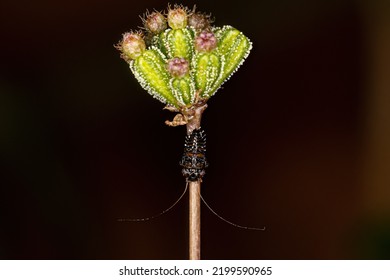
[1,0,390,259]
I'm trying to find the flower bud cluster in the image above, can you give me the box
[116,4,252,108]
[117,5,218,61]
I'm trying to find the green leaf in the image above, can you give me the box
[193,52,223,98]
[170,76,196,105]
[162,28,194,59]
[130,49,178,106]
[217,26,252,82]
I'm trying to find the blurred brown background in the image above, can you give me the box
[1,0,389,259]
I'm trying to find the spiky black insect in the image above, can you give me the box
[180,128,208,181]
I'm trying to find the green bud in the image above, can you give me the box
[119,32,146,61]
[167,6,188,29]
[144,11,167,34]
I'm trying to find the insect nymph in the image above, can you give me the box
[180,128,208,181]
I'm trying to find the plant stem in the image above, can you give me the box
[189,181,201,260]
[186,102,207,260]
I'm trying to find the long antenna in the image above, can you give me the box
[117,183,188,222]
[201,194,266,231]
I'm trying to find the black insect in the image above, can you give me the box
[180,128,208,181]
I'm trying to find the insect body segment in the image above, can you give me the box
[180,128,208,181]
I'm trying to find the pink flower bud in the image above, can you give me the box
[145,12,167,34]
[119,32,146,60]
[167,58,189,78]
[167,7,188,29]
[195,31,217,52]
